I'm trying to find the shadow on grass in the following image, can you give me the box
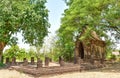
[0,62,9,70]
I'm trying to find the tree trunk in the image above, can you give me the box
[0,53,3,63]
[0,42,6,63]
[74,39,80,64]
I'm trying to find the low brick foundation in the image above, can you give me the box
[10,62,105,76]
[11,65,81,76]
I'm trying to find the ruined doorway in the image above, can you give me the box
[79,41,84,59]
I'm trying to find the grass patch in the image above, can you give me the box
[0,62,6,68]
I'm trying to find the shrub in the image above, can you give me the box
[0,62,6,68]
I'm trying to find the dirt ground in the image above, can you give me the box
[0,62,120,78]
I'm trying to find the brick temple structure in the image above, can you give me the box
[74,28,106,64]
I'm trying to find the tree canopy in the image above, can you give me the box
[0,0,50,62]
[60,0,120,39]
[55,0,120,61]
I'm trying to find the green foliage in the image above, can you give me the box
[38,53,45,61]
[3,45,27,61]
[21,0,50,46]
[17,48,27,61]
[55,0,120,61]
[0,62,5,68]
[110,55,117,60]
[27,47,37,60]
[4,45,19,58]
[3,45,46,61]
[0,0,50,62]
[0,0,50,46]
[106,48,113,59]
[28,48,36,57]
[60,0,120,40]
[106,51,117,60]
[48,36,74,62]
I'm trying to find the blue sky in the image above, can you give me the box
[46,0,67,35]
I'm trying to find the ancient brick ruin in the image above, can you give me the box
[74,28,106,65]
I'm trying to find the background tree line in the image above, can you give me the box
[3,45,46,62]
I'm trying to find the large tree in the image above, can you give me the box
[61,0,120,38]
[0,0,50,62]
[56,0,120,61]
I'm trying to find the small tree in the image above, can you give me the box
[17,48,27,61]
[28,47,36,59]
[4,45,20,59]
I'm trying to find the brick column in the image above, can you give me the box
[23,58,28,66]
[37,58,42,68]
[11,57,16,65]
[6,57,10,65]
[45,57,49,66]
[31,57,35,65]
[59,56,65,66]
